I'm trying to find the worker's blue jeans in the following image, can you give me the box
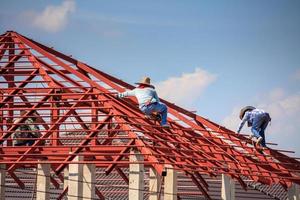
[140,102,168,126]
[251,113,271,147]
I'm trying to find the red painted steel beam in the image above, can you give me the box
[194,172,209,190]
[7,89,92,172]
[20,36,131,93]
[0,72,51,132]
[50,176,60,189]
[65,54,298,179]
[12,32,191,169]
[113,106,233,180]
[163,122,233,175]
[197,116,300,171]
[0,32,8,44]
[115,167,129,184]
[0,69,38,107]
[0,51,29,89]
[95,123,130,184]
[38,43,292,184]
[55,115,113,174]
[105,139,135,175]
[112,104,237,184]
[111,118,200,181]
[187,172,211,200]
[268,149,300,171]
[35,56,88,90]
[99,91,197,176]
[0,43,7,60]
[119,92,292,184]
[95,188,105,200]
[0,93,3,137]
[12,37,61,89]
[13,33,108,94]
[169,114,256,185]
[57,187,68,200]
[9,172,25,189]
[194,116,296,185]
[1,145,128,153]
[1,31,299,198]
[150,96,290,185]
[0,90,53,144]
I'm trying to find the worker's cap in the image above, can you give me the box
[239,106,256,120]
[135,76,152,86]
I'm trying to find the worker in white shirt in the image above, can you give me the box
[117,77,169,127]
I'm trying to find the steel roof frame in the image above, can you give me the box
[0,31,299,199]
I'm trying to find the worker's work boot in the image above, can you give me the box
[256,137,263,147]
[161,124,170,128]
[145,113,162,122]
[154,113,162,121]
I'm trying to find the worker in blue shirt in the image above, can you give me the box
[237,106,271,148]
[117,77,169,127]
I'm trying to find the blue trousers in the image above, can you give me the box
[140,102,168,126]
[251,113,271,147]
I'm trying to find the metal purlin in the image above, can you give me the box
[0,31,300,199]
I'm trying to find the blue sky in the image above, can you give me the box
[1,0,300,155]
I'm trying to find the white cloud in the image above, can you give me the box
[222,89,300,156]
[267,88,285,101]
[24,0,75,32]
[155,68,217,107]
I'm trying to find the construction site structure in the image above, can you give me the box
[0,31,300,199]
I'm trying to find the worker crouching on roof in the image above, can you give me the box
[237,106,271,148]
[13,110,43,146]
[116,77,169,127]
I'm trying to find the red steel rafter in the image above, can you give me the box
[0,31,300,199]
